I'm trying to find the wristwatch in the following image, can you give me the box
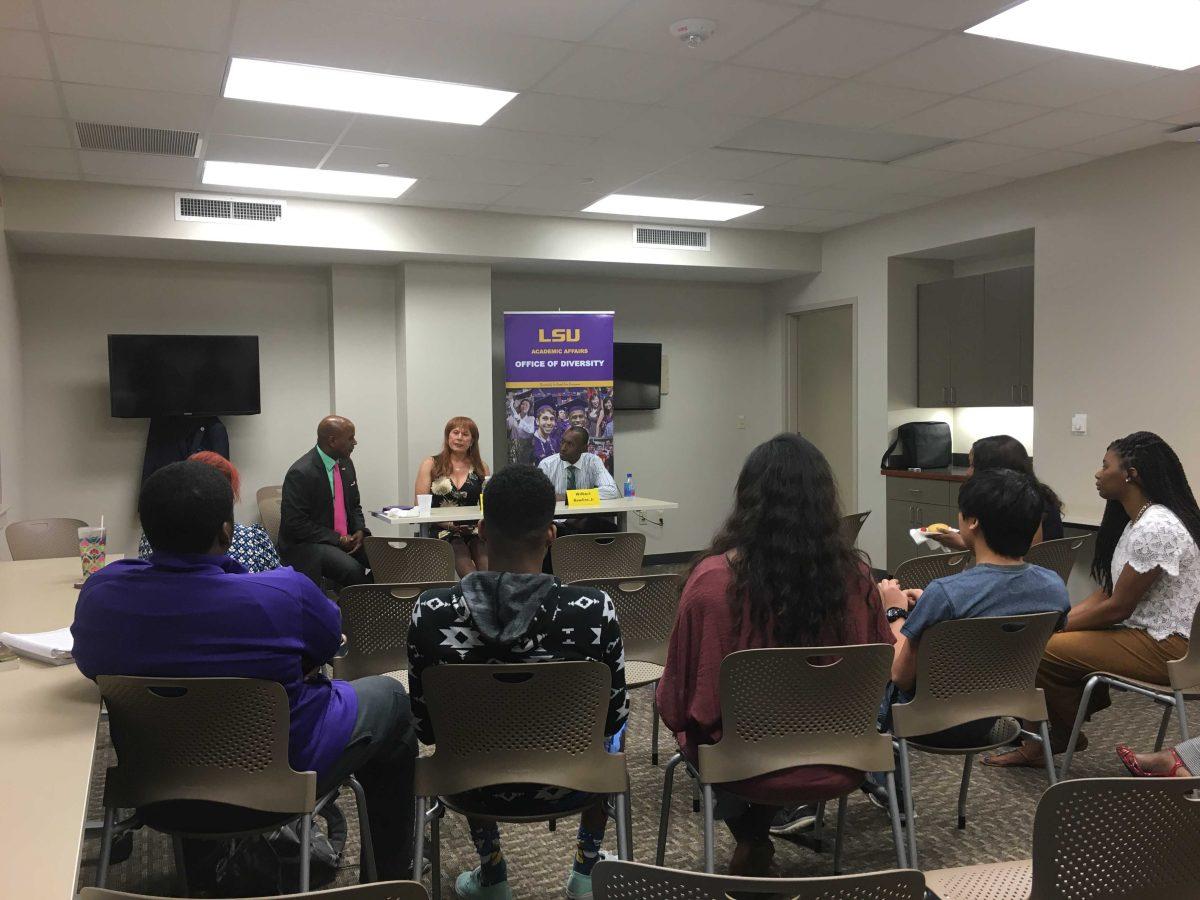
[886,606,909,623]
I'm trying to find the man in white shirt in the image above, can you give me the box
[538,427,620,500]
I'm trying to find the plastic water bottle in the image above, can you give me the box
[624,473,635,498]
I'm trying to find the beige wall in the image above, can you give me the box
[793,304,855,505]
[0,186,23,558]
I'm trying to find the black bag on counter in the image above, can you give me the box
[881,421,952,470]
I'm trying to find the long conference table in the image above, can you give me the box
[370,495,679,532]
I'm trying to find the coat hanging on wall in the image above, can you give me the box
[141,417,230,483]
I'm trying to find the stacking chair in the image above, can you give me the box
[925,776,1200,900]
[890,612,1061,867]
[363,536,456,583]
[81,884,429,899]
[656,645,906,874]
[4,516,87,560]
[592,859,925,899]
[1060,598,1200,779]
[95,676,376,895]
[333,581,456,686]
[839,511,871,546]
[256,486,283,547]
[1025,533,1092,584]
[412,661,632,897]
[553,532,646,582]
[572,574,683,764]
[893,550,971,590]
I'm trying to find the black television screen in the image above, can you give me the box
[108,334,261,418]
[613,342,662,410]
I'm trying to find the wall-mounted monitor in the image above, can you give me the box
[613,342,662,410]
[108,334,261,418]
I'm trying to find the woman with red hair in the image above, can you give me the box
[414,416,491,577]
[138,451,281,573]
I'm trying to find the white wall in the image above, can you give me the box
[0,183,23,558]
[17,255,333,555]
[492,274,775,556]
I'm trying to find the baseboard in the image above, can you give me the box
[644,550,698,566]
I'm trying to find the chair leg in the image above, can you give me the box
[299,813,312,893]
[692,776,701,813]
[1060,675,1100,779]
[701,783,716,874]
[430,805,441,900]
[1039,721,1058,785]
[897,739,919,869]
[412,796,427,882]
[884,772,907,869]
[625,789,635,856]
[171,833,189,897]
[1155,703,1174,751]
[614,792,630,860]
[832,794,848,875]
[97,807,116,888]
[651,693,660,767]
[1176,690,1192,742]
[957,754,974,829]
[656,753,681,867]
[345,777,376,883]
[812,800,825,851]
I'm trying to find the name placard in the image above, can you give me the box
[566,488,601,508]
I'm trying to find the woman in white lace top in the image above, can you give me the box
[987,431,1200,768]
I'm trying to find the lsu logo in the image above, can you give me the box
[538,328,581,343]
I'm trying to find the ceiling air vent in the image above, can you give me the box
[633,225,710,251]
[76,122,201,157]
[175,192,286,223]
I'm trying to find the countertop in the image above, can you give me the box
[881,466,972,483]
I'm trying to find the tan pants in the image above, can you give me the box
[1038,628,1188,748]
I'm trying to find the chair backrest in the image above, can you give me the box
[414,661,627,798]
[363,536,456,583]
[79,882,431,899]
[96,676,316,814]
[893,550,972,590]
[4,517,88,560]
[569,574,682,666]
[1167,597,1200,691]
[698,645,895,784]
[256,486,283,547]
[1025,533,1092,584]
[890,612,1061,739]
[1030,777,1200,899]
[592,860,925,899]
[840,511,871,546]
[334,581,457,680]
[553,532,646,582]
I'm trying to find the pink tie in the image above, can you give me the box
[332,464,349,536]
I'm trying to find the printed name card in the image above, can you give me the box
[566,488,601,508]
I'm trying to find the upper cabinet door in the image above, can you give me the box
[917,279,954,407]
[947,274,989,407]
[982,266,1034,406]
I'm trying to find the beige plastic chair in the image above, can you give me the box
[572,574,683,765]
[655,645,906,874]
[256,485,284,547]
[893,550,971,590]
[890,612,1062,867]
[412,661,632,897]
[333,581,456,684]
[840,511,871,546]
[592,859,925,899]
[80,883,430,899]
[5,517,88,560]
[926,776,1200,900]
[553,532,646,582]
[1025,533,1092,584]
[1060,597,1200,778]
[363,536,456,583]
[95,676,375,894]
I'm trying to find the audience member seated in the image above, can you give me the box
[407,465,628,900]
[988,431,1200,768]
[71,461,416,879]
[138,451,280,573]
[278,415,371,589]
[655,434,894,876]
[1117,735,1200,777]
[414,416,490,577]
[927,434,1064,550]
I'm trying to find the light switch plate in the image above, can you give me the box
[1071,413,1087,435]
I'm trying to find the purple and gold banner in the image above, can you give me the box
[504,311,615,472]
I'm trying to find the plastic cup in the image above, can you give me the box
[417,494,433,513]
[78,526,106,579]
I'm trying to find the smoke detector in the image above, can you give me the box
[670,18,716,48]
[1167,124,1200,143]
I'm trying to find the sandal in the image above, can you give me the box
[1116,744,1187,777]
[981,741,1046,768]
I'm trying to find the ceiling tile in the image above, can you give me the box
[718,204,814,227]
[40,0,234,52]
[971,55,1167,108]
[50,34,226,95]
[918,170,1015,197]
[732,11,939,79]
[401,179,514,206]
[982,149,1095,179]
[692,179,815,205]
[721,118,946,162]
[820,0,1012,30]
[486,93,643,139]
[789,185,927,212]
[391,0,629,43]
[0,77,62,118]
[790,209,876,230]
[205,133,330,167]
[1075,72,1200,121]
[533,44,714,104]
[1166,106,1200,126]
[651,148,791,180]
[861,33,1059,94]
[658,64,836,117]
[823,162,955,192]
[468,128,595,165]
[981,110,1142,150]
[0,29,53,80]
[757,154,886,188]
[897,140,1040,172]
[62,83,215,130]
[1065,122,1171,156]
[0,143,77,175]
[881,96,1046,140]
[209,99,351,144]
[340,117,475,157]
[329,145,552,185]
[589,0,803,62]
[779,81,949,129]
[490,183,608,213]
[322,145,444,178]
[0,1,38,30]
[80,149,199,180]
[0,115,71,147]
[598,106,756,152]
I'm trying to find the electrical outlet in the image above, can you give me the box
[1071,414,1087,435]
[736,415,746,430]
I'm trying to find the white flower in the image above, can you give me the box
[431,476,453,496]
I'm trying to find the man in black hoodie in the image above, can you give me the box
[407,465,628,900]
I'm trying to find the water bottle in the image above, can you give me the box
[624,473,635,498]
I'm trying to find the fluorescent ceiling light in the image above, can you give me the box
[583,194,763,222]
[203,160,415,199]
[224,57,518,126]
[967,0,1200,70]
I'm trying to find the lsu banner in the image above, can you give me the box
[504,311,615,475]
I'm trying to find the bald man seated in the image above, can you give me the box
[279,416,372,589]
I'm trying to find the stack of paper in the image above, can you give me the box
[382,507,421,519]
[0,627,74,665]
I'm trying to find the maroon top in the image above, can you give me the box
[655,554,894,805]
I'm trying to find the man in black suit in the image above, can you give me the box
[279,415,372,588]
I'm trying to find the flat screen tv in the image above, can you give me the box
[613,342,662,410]
[108,334,261,418]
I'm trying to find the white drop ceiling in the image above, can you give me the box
[0,0,1196,232]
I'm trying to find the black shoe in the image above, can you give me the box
[863,781,912,823]
[768,804,817,836]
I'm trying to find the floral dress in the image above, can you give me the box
[430,464,484,540]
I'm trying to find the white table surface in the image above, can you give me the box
[371,495,679,526]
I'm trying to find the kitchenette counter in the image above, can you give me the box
[881,466,972,483]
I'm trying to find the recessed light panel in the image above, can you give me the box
[967,0,1200,70]
[583,194,763,222]
[224,58,518,126]
[203,161,415,199]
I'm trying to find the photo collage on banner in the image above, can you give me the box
[503,311,615,476]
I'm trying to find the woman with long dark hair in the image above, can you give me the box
[986,431,1200,768]
[414,416,490,577]
[655,433,894,875]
